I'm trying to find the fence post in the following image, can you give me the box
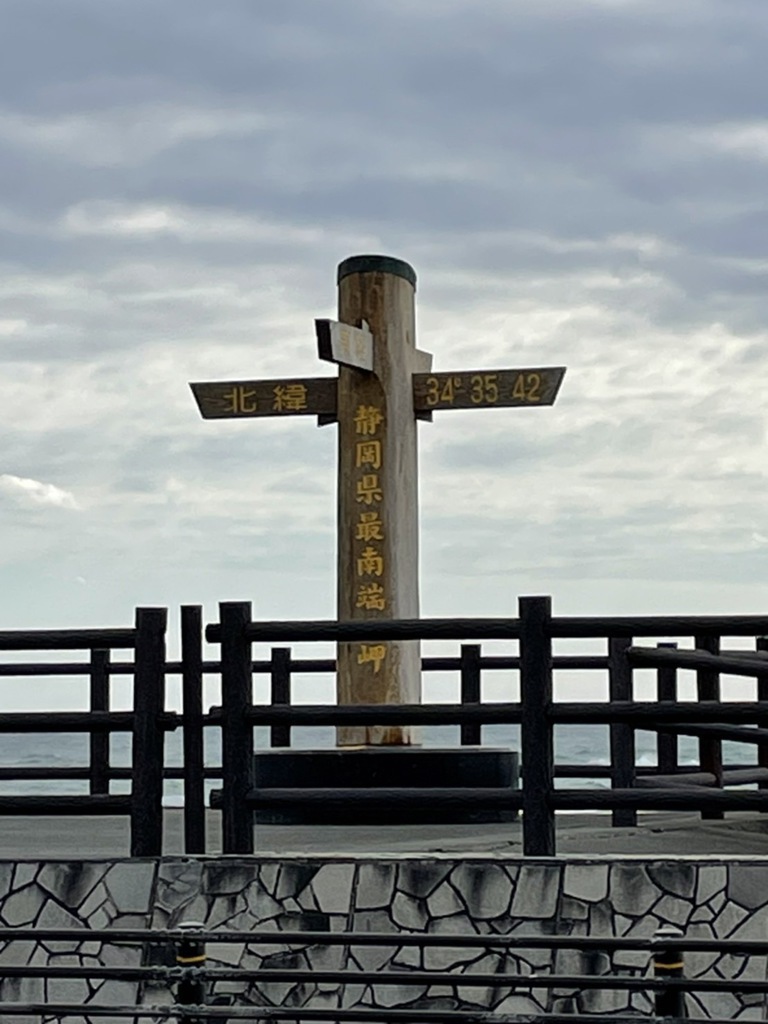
[89,648,110,795]
[131,607,167,857]
[176,921,206,1024]
[220,601,254,854]
[653,925,686,1018]
[757,636,768,801]
[270,648,292,748]
[696,632,723,819]
[460,644,482,747]
[519,595,555,856]
[608,637,636,827]
[657,642,679,776]
[181,606,206,855]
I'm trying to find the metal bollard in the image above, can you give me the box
[653,925,686,1018]
[176,921,206,1024]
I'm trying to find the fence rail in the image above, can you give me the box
[0,926,762,1022]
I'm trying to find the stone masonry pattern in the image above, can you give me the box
[0,856,765,1021]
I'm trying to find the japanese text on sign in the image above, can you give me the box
[412,367,566,411]
[190,378,337,420]
[351,403,388,623]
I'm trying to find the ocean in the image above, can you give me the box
[0,725,756,804]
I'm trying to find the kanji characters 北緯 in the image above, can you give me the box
[272,383,309,412]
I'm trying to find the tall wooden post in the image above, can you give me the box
[336,256,431,745]
[191,255,566,754]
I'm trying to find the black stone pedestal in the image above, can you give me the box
[252,747,519,825]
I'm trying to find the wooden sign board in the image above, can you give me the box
[316,319,374,372]
[412,367,566,411]
[190,378,337,419]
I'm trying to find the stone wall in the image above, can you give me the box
[0,856,765,1021]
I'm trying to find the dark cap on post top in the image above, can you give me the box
[337,255,417,290]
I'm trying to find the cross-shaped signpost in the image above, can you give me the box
[191,255,565,746]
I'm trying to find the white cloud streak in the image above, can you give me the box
[0,474,79,510]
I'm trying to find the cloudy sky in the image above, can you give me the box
[3,0,768,655]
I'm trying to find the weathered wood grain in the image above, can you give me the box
[335,257,428,745]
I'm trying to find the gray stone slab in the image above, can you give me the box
[563,863,609,903]
[690,904,716,923]
[275,863,318,900]
[697,865,728,905]
[103,863,155,914]
[510,865,560,919]
[306,943,345,973]
[38,862,108,910]
[729,903,768,941]
[45,974,90,1005]
[79,881,109,922]
[1,884,45,926]
[296,884,321,912]
[303,990,341,1009]
[259,861,280,896]
[0,864,14,901]
[391,891,428,931]
[397,862,452,898]
[453,863,514,919]
[560,895,589,920]
[652,892,695,927]
[494,994,547,1015]
[460,951,506,1005]
[12,863,37,890]
[648,862,696,899]
[392,943,421,968]
[101,944,142,968]
[356,863,396,910]
[728,864,768,909]
[207,941,245,966]
[243,880,281,920]
[423,915,479,970]
[713,899,750,936]
[0,940,35,966]
[374,982,429,1008]
[580,984,632,1014]
[612,947,649,969]
[155,859,203,914]
[204,863,257,895]
[609,864,658,916]
[427,880,465,919]
[206,891,247,929]
[310,863,354,914]
[351,941,398,972]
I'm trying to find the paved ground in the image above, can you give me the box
[3,810,768,858]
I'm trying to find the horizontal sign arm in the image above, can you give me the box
[412,367,566,411]
[190,378,337,420]
[316,319,374,372]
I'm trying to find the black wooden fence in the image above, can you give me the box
[0,607,169,855]
[3,597,768,856]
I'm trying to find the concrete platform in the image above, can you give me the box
[1,810,768,858]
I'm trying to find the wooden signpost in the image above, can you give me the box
[191,255,565,746]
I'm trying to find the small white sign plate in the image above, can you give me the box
[316,319,374,372]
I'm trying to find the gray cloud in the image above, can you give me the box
[2,0,768,631]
